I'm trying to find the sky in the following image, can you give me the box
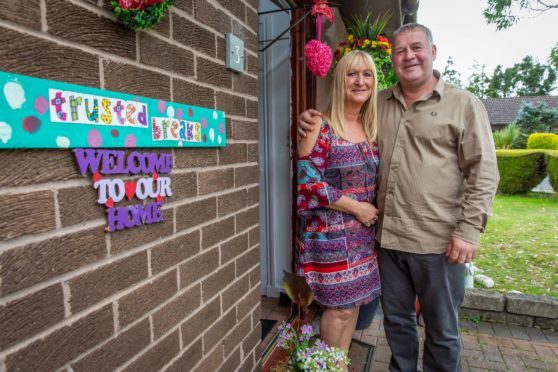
[418,0,558,85]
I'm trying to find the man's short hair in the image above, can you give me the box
[393,23,433,45]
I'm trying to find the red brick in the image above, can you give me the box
[225,117,233,140]
[223,315,251,355]
[0,150,81,187]
[239,351,255,372]
[0,191,55,241]
[0,1,40,29]
[0,284,65,350]
[249,266,260,289]
[218,345,241,372]
[246,99,258,119]
[232,20,258,53]
[47,0,135,59]
[167,172,197,202]
[217,36,226,62]
[247,143,259,163]
[71,318,151,372]
[241,322,261,357]
[58,185,105,227]
[152,284,201,339]
[103,60,171,101]
[165,338,203,372]
[197,57,232,88]
[69,251,148,313]
[216,91,245,117]
[248,225,259,247]
[175,197,217,231]
[202,262,235,301]
[246,53,258,75]
[193,343,224,372]
[198,168,234,195]
[247,186,259,206]
[233,120,258,141]
[221,274,250,310]
[220,232,249,263]
[118,270,178,327]
[236,246,259,277]
[203,307,237,350]
[152,8,171,36]
[151,230,200,274]
[202,216,235,249]
[218,190,248,217]
[0,28,100,87]
[236,205,258,232]
[140,33,194,77]
[179,248,219,288]
[121,330,180,372]
[245,5,258,33]
[233,73,258,95]
[235,165,259,187]
[173,78,215,108]
[194,0,231,35]
[216,0,244,21]
[237,286,259,321]
[174,0,193,13]
[173,13,216,57]
[181,297,221,345]
[175,148,218,168]
[218,143,247,165]
[110,217,174,254]
[0,228,106,296]
[5,305,113,371]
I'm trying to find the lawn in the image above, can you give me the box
[476,192,558,298]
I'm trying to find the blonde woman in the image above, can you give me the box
[297,50,381,366]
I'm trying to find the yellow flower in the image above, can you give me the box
[344,47,351,55]
[362,39,371,47]
[386,48,392,55]
[348,34,354,42]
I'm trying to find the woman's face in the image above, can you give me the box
[344,58,374,106]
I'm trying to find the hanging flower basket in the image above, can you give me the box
[111,0,173,30]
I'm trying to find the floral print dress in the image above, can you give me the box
[296,119,381,308]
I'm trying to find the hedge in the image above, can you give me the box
[546,150,558,191]
[496,150,547,194]
[526,133,558,150]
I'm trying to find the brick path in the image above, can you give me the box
[354,316,558,371]
[262,297,558,371]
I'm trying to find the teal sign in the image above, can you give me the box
[0,71,226,148]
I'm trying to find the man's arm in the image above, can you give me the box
[297,109,323,139]
[447,96,500,264]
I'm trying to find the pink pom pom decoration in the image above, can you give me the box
[305,40,332,78]
[304,1,334,78]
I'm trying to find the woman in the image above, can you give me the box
[297,50,382,366]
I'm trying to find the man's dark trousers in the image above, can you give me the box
[378,246,465,372]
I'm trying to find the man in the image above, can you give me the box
[298,24,499,371]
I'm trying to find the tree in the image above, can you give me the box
[515,102,558,147]
[486,65,518,98]
[484,0,558,30]
[442,57,463,87]
[466,62,490,98]
[515,56,557,96]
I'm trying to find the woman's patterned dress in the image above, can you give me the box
[296,120,381,308]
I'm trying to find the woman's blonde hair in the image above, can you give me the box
[324,50,378,143]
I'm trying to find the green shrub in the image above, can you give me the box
[546,150,558,191]
[496,150,546,194]
[493,122,520,149]
[527,133,558,150]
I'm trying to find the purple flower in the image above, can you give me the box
[301,324,313,335]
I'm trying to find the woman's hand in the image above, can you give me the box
[353,202,379,227]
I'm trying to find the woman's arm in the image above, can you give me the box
[328,197,378,227]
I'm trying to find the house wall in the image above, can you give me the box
[0,1,260,371]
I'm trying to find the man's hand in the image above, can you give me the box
[446,237,477,264]
[298,109,322,138]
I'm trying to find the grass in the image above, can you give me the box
[477,192,558,298]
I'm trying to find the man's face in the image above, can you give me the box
[391,29,436,88]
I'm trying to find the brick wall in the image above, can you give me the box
[0,0,261,371]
